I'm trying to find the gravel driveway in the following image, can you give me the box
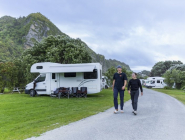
[26,88,185,140]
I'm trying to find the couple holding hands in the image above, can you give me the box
[112,65,143,115]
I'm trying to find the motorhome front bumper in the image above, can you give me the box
[25,89,30,94]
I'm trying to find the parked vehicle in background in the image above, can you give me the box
[102,76,109,89]
[25,62,102,97]
[145,77,167,88]
[143,80,150,86]
[139,79,145,85]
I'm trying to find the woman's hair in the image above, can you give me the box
[132,72,137,76]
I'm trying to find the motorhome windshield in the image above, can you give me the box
[35,74,46,82]
[150,80,155,84]
[102,78,105,82]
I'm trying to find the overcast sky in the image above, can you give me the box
[0,0,185,72]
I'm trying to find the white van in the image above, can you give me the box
[25,62,102,96]
[145,77,167,88]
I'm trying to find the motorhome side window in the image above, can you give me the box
[52,73,56,79]
[84,69,97,79]
[36,74,46,82]
[64,73,76,77]
[157,80,160,83]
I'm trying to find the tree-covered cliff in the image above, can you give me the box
[0,12,131,72]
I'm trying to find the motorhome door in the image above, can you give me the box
[35,74,47,94]
[51,73,58,92]
[150,80,155,88]
[155,80,161,88]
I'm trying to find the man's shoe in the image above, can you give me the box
[114,110,118,114]
[133,111,137,115]
[132,110,134,113]
[120,110,124,113]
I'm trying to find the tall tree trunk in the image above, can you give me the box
[1,87,5,93]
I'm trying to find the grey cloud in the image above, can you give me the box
[1,0,185,71]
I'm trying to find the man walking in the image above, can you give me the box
[112,65,127,114]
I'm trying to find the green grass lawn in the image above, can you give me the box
[152,89,185,105]
[0,89,130,140]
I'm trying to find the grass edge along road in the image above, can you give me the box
[152,88,185,105]
[0,89,130,140]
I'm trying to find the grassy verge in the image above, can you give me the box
[0,89,130,140]
[152,89,185,105]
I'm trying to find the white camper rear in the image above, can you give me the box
[25,62,102,96]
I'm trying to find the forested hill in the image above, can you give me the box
[0,12,131,72]
[0,13,66,61]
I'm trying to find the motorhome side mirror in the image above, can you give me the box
[93,69,97,72]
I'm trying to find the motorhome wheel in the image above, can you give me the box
[30,90,36,97]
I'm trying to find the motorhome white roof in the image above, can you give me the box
[31,62,101,73]
[147,77,165,80]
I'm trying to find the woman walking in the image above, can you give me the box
[127,73,143,115]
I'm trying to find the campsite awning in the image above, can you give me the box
[48,65,96,73]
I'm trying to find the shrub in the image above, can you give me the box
[164,86,171,90]
[181,86,185,92]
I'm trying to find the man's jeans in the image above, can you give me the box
[114,88,124,110]
[130,90,139,111]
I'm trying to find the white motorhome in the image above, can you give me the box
[25,62,102,96]
[102,76,109,89]
[145,77,167,88]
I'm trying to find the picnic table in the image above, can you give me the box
[12,87,25,94]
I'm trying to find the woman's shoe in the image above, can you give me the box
[133,111,137,115]
[114,110,118,114]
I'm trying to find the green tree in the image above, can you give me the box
[0,62,18,93]
[104,66,116,87]
[13,59,27,87]
[164,69,185,89]
[151,60,183,76]
[21,35,92,83]
[163,70,174,87]
[168,64,185,71]
[172,70,185,89]
[138,70,151,78]
[122,67,132,81]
